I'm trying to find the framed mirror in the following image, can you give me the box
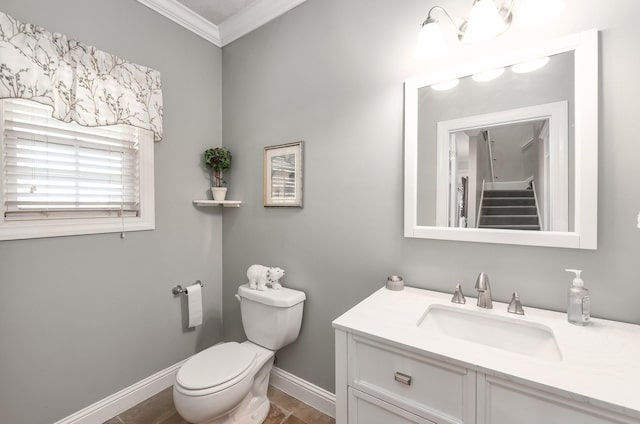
[404,30,598,249]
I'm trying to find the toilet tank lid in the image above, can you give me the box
[238,284,306,307]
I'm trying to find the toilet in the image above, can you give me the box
[173,283,306,424]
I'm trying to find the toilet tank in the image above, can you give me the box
[237,284,306,350]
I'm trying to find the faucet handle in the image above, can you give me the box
[475,272,490,291]
[508,292,525,315]
[451,284,466,304]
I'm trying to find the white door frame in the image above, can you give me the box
[435,101,569,231]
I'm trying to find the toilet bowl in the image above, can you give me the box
[174,341,274,424]
[174,284,305,424]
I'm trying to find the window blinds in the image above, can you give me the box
[1,99,140,220]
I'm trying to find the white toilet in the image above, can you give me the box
[173,283,306,424]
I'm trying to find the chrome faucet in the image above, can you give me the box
[474,272,493,309]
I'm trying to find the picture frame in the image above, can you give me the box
[264,141,304,207]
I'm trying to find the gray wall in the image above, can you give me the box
[491,123,535,181]
[222,0,640,395]
[0,1,223,423]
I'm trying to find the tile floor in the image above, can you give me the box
[103,385,335,424]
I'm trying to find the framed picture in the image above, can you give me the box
[264,141,304,207]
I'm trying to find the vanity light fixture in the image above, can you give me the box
[461,0,511,44]
[431,79,460,91]
[416,0,513,60]
[472,67,505,82]
[512,56,550,73]
[415,13,448,59]
[517,0,566,29]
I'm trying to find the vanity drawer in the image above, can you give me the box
[477,374,638,424]
[348,335,475,424]
[349,387,436,424]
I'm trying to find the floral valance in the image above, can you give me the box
[0,11,163,141]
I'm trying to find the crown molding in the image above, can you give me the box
[136,0,308,47]
[219,0,308,46]
[136,0,221,46]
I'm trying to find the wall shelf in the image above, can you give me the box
[193,200,242,208]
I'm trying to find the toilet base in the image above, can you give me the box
[227,397,270,424]
[204,398,269,424]
[207,380,271,424]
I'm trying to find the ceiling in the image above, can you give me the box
[136,0,307,47]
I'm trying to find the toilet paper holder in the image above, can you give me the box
[172,280,204,296]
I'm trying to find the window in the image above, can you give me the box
[0,99,154,240]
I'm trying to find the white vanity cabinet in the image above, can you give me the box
[336,330,637,424]
[333,287,640,424]
[342,333,475,424]
[477,374,637,424]
[348,388,436,424]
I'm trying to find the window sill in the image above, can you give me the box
[0,216,155,241]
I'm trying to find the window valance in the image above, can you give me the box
[0,11,163,141]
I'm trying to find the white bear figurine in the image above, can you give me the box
[246,265,285,290]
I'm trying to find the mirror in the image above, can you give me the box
[404,30,598,249]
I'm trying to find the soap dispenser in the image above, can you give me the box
[566,269,591,326]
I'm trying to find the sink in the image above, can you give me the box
[417,304,562,361]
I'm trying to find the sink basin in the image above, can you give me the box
[417,304,562,361]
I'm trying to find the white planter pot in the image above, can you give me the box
[211,187,228,201]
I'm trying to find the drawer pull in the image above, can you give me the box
[394,372,412,386]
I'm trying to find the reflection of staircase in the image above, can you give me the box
[479,189,540,230]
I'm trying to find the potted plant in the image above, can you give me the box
[204,147,232,201]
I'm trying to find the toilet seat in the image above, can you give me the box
[175,342,256,396]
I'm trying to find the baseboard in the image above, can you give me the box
[53,360,336,423]
[270,366,336,418]
[53,359,186,424]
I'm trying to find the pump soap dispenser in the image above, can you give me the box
[566,269,591,326]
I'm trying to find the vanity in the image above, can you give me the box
[332,25,640,424]
[333,286,640,424]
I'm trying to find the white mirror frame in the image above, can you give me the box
[404,30,598,249]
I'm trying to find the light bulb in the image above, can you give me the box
[462,0,507,44]
[415,20,446,60]
[517,0,565,28]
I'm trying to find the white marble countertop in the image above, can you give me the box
[332,286,640,418]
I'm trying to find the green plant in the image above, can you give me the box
[204,147,232,187]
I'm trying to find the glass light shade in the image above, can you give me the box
[517,0,565,28]
[415,20,446,60]
[431,79,459,91]
[512,56,550,73]
[472,67,505,82]
[461,0,507,44]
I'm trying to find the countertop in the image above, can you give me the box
[332,286,640,418]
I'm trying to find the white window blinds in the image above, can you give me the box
[1,98,140,221]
